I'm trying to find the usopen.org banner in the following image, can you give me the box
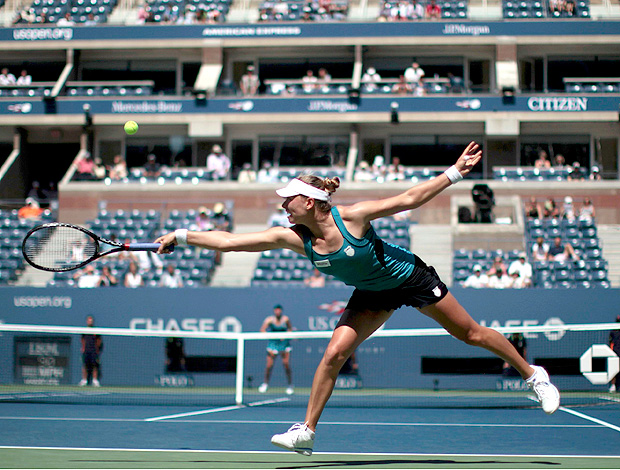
[2,21,620,43]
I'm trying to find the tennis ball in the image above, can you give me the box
[124,121,139,135]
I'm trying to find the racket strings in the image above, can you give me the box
[24,226,98,271]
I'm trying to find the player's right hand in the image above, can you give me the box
[155,232,177,254]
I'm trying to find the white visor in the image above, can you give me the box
[276,178,331,202]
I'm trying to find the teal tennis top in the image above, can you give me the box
[300,207,416,291]
[266,320,291,352]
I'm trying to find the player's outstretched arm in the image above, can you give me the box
[155,226,304,255]
[346,141,482,223]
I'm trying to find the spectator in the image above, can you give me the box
[508,252,533,288]
[142,154,162,179]
[567,162,585,181]
[73,264,100,288]
[534,150,551,169]
[194,206,215,231]
[525,196,542,219]
[487,255,508,277]
[74,154,96,180]
[386,156,405,182]
[109,155,128,181]
[304,268,326,287]
[487,267,511,289]
[135,249,163,273]
[268,205,292,228]
[124,261,144,288]
[361,67,381,91]
[237,163,257,183]
[547,236,579,262]
[392,74,413,95]
[404,62,425,94]
[93,157,107,180]
[159,263,184,288]
[411,0,425,19]
[302,70,318,93]
[532,236,550,262]
[240,65,260,96]
[257,161,278,183]
[561,196,576,222]
[0,68,16,85]
[206,144,231,180]
[425,0,441,19]
[211,202,232,232]
[84,13,98,26]
[27,180,47,205]
[565,0,575,15]
[554,154,566,167]
[78,315,102,387]
[461,264,489,288]
[317,68,332,92]
[448,73,465,93]
[353,161,375,182]
[589,166,602,181]
[56,12,75,26]
[16,69,32,86]
[371,155,387,182]
[579,197,595,221]
[17,197,44,220]
[542,197,560,218]
[43,181,58,203]
[98,265,118,287]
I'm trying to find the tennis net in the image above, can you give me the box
[0,322,618,409]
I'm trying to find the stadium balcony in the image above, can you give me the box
[143,0,232,23]
[563,77,620,94]
[378,0,468,21]
[14,0,118,24]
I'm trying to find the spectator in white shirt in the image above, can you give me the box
[487,267,511,289]
[508,252,533,288]
[124,262,144,288]
[361,67,382,92]
[16,69,32,86]
[159,264,184,288]
[0,68,16,86]
[532,236,549,262]
[74,265,100,288]
[462,264,489,288]
[206,144,231,180]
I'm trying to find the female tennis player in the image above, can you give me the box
[156,142,560,456]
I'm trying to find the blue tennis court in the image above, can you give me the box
[2,394,620,469]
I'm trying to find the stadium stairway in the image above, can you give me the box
[208,224,264,287]
[410,224,453,287]
[598,224,620,287]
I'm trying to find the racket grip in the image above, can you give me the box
[127,243,175,253]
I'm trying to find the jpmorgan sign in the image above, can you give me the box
[527,97,588,112]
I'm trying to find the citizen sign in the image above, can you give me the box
[527,97,587,112]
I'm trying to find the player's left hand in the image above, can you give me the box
[454,141,482,177]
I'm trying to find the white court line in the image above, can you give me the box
[559,406,620,433]
[0,416,600,428]
[599,395,620,403]
[145,405,245,422]
[0,445,619,459]
[144,397,291,422]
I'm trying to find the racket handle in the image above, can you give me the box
[127,243,175,253]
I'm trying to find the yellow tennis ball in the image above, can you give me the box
[124,121,139,135]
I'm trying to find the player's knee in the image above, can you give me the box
[462,326,485,346]
[322,345,348,369]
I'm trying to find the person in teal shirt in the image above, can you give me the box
[258,304,294,395]
[156,142,560,456]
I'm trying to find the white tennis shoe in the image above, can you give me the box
[258,383,268,393]
[526,365,560,414]
[286,386,294,395]
[78,379,87,387]
[271,423,315,456]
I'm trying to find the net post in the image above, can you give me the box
[235,336,245,405]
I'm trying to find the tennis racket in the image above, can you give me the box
[22,222,173,272]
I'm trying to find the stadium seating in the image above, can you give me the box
[258,0,349,22]
[49,208,222,287]
[145,0,232,23]
[0,209,54,285]
[493,166,576,181]
[16,0,118,24]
